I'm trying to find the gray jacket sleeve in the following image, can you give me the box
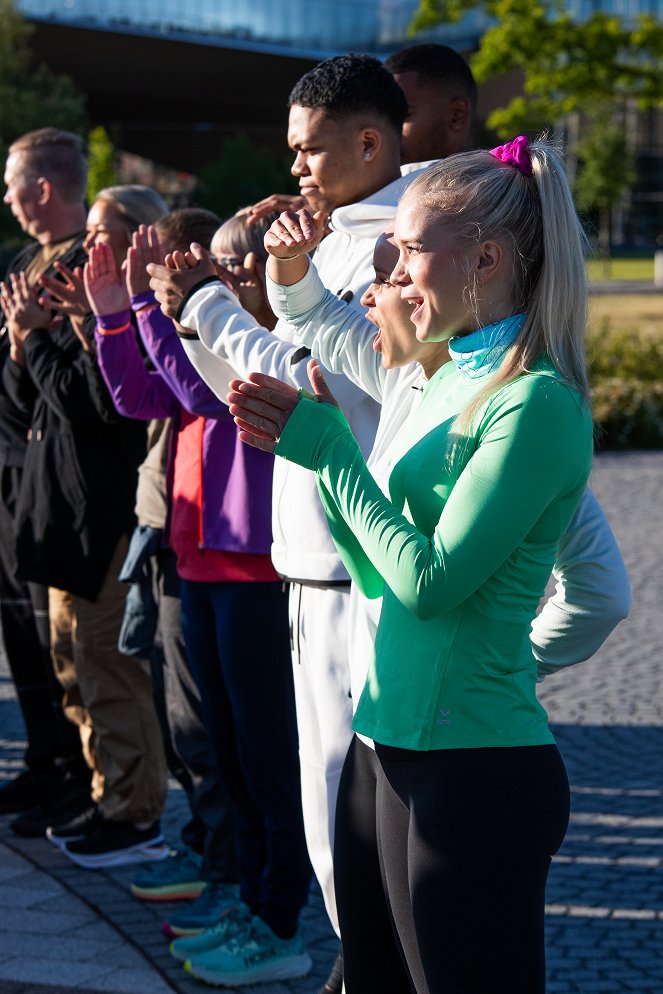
[532,487,631,677]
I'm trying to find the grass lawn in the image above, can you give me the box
[586,257,655,281]
[588,294,663,336]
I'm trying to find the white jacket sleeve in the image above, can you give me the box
[180,282,312,388]
[266,266,387,403]
[532,487,631,677]
[179,280,381,460]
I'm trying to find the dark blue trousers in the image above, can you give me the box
[180,578,311,935]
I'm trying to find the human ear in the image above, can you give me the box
[360,129,382,162]
[36,177,51,206]
[448,97,470,132]
[475,240,503,282]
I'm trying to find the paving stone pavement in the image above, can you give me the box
[0,450,662,994]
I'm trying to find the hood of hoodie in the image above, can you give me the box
[328,164,433,240]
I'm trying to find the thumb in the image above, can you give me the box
[190,242,211,264]
[308,358,339,409]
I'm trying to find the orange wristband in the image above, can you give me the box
[96,321,131,336]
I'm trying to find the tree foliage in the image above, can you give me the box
[0,0,88,248]
[0,0,87,158]
[573,107,637,256]
[196,134,297,221]
[409,1,663,135]
[87,126,119,202]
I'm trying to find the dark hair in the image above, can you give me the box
[384,44,477,114]
[155,207,221,252]
[288,54,408,136]
[9,127,87,203]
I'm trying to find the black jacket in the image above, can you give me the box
[2,238,146,600]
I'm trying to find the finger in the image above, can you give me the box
[229,380,295,413]
[170,251,188,271]
[236,427,278,453]
[294,208,317,240]
[53,260,74,281]
[308,358,339,408]
[245,370,300,398]
[227,391,287,425]
[38,274,67,299]
[147,262,171,279]
[231,412,280,440]
[190,243,211,264]
[147,225,162,262]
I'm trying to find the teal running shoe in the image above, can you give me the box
[170,902,252,962]
[162,880,240,938]
[131,846,205,902]
[184,915,312,986]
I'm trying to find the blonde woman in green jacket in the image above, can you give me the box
[229,138,593,994]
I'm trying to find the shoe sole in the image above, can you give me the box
[131,880,206,902]
[46,827,88,849]
[62,839,169,869]
[184,952,312,986]
[163,895,241,939]
[170,936,227,963]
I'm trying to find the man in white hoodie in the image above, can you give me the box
[149,54,414,993]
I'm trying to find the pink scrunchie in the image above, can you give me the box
[489,135,533,177]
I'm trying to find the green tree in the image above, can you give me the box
[0,0,88,248]
[196,134,297,220]
[87,126,119,202]
[409,1,663,251]
[410,1,663,132]
[573,107,636,266]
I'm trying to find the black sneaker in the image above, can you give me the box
[62,819,169,869]
[11,787,94,839]
[0,768,61,815]
[46,804,102,847]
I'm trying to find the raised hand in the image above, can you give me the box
[264,209,328,260]
[227,358,339,453]
[245,193,306,226]
[0,271,52,334]
[38,261,90,320]
[127,224,163,297]
[147,242,218,319]
[83,242,130,316]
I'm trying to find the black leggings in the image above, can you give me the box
[334,735,570,994]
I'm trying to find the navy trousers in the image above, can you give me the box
[180,578,311,935]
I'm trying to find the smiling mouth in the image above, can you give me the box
[408,298,424,321]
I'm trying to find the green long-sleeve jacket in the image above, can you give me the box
[276,344,593,751]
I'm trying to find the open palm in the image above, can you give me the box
[83,243,130,316]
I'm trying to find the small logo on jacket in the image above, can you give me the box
[436,709,452,727]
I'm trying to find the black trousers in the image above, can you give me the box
[0,463,80,770]
[335,735,570,994]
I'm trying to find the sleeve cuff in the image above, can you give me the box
[96,309,132,331]
[130,291,157,311]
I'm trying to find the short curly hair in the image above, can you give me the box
[384,44,477,114]
[288,54,408,136]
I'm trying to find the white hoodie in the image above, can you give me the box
[180,169,425,582]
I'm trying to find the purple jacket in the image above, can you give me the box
[94,294,274,555]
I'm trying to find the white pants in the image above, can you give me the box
[289,582,354,937]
